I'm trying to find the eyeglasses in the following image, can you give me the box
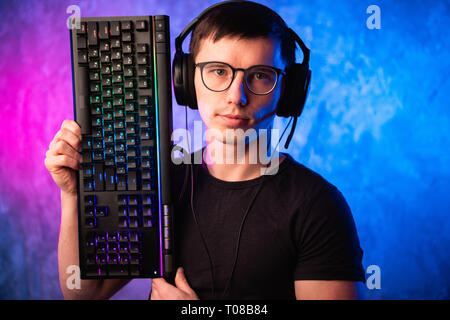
[195,61,285,95]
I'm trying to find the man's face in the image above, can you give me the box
[194,36,285,144]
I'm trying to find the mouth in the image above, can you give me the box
[218,114,250,127]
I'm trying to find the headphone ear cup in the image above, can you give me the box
[173,52,198,109]
[276,63,311,117]
[184,53,198,109]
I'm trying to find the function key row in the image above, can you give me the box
[77,20,148,46]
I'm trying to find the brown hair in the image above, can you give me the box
[189,1,296,67]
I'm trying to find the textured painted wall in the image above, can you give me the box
[0,0,448,299]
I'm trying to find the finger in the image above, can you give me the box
[175,267,194,293]
[61,119,81,137]
[48,140,83,163]
[45,154,80,172]
[151,278,168,290]
[54,127,82,151]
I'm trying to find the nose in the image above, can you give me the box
[226,71,248,106]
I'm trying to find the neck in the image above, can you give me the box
[203,128,285,181]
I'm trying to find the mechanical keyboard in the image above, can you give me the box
[69,16,174,279]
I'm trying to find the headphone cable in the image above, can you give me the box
[220,116,293,299]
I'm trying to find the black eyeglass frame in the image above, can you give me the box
[195,61,286,96]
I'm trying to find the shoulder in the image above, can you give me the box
[272,153,341,209]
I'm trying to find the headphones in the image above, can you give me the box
[172,0,312,148]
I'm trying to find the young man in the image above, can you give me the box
[45,1,364,300]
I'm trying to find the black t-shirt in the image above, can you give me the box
[171,151,365,300]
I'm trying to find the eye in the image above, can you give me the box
[213,68,227,76]
[254,72,268,80]
[204,63,230,77]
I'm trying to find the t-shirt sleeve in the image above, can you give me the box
[294,184,365,282]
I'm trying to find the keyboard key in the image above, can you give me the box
[129,232,140,242]
[86,217,97,228]
[112,62,122,72]
[96,206,107,217]
[142,195,152,206]
[88,48,99,58]
[124,66,134,77]
[119,243,130,253]
[98,21,109,39]
[78,51,88,64]
[77,36,87,49]
[124,80,134,90]
[89,60,99,69]
[122,33,132,42]
[142,168,153,179]
[119,216,129,228]
[117,175,127,190]
[99,40,110,51]
[121,21,132,31]
[103,111,113,121]
[92,127,103,138]
[115,142,125,152]
[100,53,111,63]
[117,165,127,175]
[130,242,141,252]
[137,66,148,76]
[143,217,153,228]
[142,179,152,191]
[114,108,124,118]
[108,244,119,254]
[82,137,92,149]
[113,86,123,95]
[113,74,123,83]
[108,232,119,242]
[123,54,133,65]
[137,55,148,65]
[112,49,122,60]
[85,206,95,216]
[126,125,137,134]
[141,147,152,157]
[101,64,111,74]
[110,21,121,36]
[119,205,128,216]
[125,90,135,100]
[123,43,133,54]
[138,78,149,88]
[142,158,153,168]
[87,22,98,46]
[126,113,136,123]
[111,38,121,48]
[125,102,135,111]
[136,20,147,31]
[119,232,129,242]
[118,195,128,205]
[129,217,140,228]
[85,195,96,206]
[136,43,147,53]
[127,171,138,190]
[139,96,151,105]
[77,22,87,34]
[127,147,137,157]
[142,205,152,216]
[93,164,104,190]
[113,96,124,106]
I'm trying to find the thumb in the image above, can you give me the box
[175,267,193,292]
